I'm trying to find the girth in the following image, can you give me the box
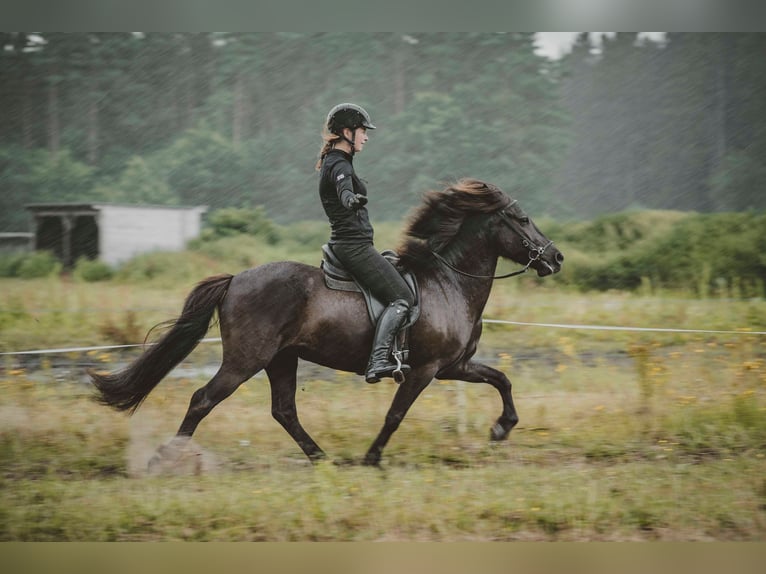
[320,243,420,328]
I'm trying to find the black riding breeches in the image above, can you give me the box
[330,242,415,307]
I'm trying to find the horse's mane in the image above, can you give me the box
[397,178,511,269]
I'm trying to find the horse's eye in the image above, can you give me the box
[520,216,529,224]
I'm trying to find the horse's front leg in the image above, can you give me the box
[363,369,435,467]
[436,361,518,441]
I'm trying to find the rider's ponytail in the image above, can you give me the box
[315,128,341,170]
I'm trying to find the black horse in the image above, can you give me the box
[91,179,563,467]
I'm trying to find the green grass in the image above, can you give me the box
[1,268,765,540]
[2,274,765,353]
[1,319,764,540]
[2,456,763,541]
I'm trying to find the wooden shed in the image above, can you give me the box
[26,203,207,267]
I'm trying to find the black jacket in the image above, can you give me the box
[318,149,374,244]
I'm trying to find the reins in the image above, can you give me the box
[430,202,554,280]
[430,250,535,279]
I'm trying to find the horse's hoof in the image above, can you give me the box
[490,422,510,441]
[362,454,382,468]
[308,452,327,465]
[147,453,163,474]
[146,440,186,474]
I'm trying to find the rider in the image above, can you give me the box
[316,103,415,383]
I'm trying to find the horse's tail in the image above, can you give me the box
[90,273,234,414]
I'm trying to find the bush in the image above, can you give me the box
[73,257,114,282]
[114,250,224,284]
[198,206,280,245]
[570,255,646,292]
[557,210,690,253]
[0,253,25,277]
[553,210,766,295]
[191,235,263,269]
[635,213,766,295]
[16,251,61,279]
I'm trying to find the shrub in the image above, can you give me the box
[73,257,114,282]
[553,210,766,295]
[0,253,25,277]
[636,213,766,295]
[98,311,143,345]
[16,251,61,279]
[191,235,262,269]
[557,211,689,253]
[114,250,223,284]
[199,207,280,244]
[570,255,645,292]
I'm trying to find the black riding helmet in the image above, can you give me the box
[326,103,376,135]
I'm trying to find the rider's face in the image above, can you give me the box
[344,127,369,153]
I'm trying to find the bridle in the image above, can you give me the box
[430,200,554,280]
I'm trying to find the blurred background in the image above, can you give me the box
[1,33,765,542]
[1,32,764,230]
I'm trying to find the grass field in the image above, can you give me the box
[1,278,765,540]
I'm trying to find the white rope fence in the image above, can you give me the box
[0,338,222,356]
[482,319,766,336]
[1,320,764,357]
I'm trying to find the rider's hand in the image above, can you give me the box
[346,193,368,210]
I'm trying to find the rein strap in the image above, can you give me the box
[430,251,532,280]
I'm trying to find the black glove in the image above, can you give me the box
[345,193,368,211]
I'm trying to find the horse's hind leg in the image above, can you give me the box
[176,362,255,438]
[148,361,255,470]
[266,349,326,462]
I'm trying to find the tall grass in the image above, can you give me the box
[1,301,764,540]
[1,219,764,540]
[2,273,765,354]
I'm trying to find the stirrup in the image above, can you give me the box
[365,352,410,384]
[392,350,406,384]
[365,364,410,384]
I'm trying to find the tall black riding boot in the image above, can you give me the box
[365,299,411,384]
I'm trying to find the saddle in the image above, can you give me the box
[320,244,420,363]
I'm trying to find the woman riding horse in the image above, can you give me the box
[91,177,564,468]
[317,103,414,384]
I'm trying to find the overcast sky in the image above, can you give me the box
[535,32,666,59]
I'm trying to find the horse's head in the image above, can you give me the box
[398,179,563,278]
[490,198,564,277]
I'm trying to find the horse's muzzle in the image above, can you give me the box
[537,251,564,276]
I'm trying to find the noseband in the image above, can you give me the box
[430,201,554,280]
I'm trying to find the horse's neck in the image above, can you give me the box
[458,251,497,305]
[456,241,498,276]
[435,240,498,316]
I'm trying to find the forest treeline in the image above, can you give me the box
[1,32,765,231]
